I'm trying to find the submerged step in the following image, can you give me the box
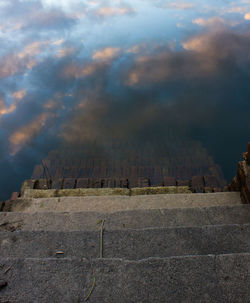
[0,204,250,231]
[0,224,249,259]
[0,254,249,303]
[6,192,242,213]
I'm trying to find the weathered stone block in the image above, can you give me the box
[130,186,191,195]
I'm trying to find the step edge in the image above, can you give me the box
[0,223,249,234]
[0,252,249,263]
[1,204,249,216]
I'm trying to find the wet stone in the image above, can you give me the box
[63,178,76,189]
[34,179,52,190]
[163,177,176,186]
[76,178,89,188]
[204,175,220,188]
[138,178,150,188]
[191,176,205,193]
[51,179,63,190]
[177,180,190,187]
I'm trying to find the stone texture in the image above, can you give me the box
[0,224,249,259]
[1,204,249,231]
[0,254,249,303]
[130,186,191,196]
[4,192,242,213]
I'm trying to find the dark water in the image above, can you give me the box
[0,0,250,200]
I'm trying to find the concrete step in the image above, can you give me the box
[1,204,250,231]
[7,192,242,213]
[0,224,249,259]
[0,254,249,303]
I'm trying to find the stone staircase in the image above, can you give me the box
[0,192,249,302]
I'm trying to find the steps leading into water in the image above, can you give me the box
[0,191,249,302]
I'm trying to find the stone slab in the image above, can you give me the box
[0,205,250,231]
[0,254,249,302]
[5,192,242,213]
[0,224,249,259]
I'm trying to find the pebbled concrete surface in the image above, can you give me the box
[6,192,242,213]
[0,224,249,259]
[0,204,250,231]
[0,254,249,303]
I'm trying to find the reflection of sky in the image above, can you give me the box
[1,0,250,198]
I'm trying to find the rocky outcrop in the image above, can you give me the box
[229,142,250,203]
